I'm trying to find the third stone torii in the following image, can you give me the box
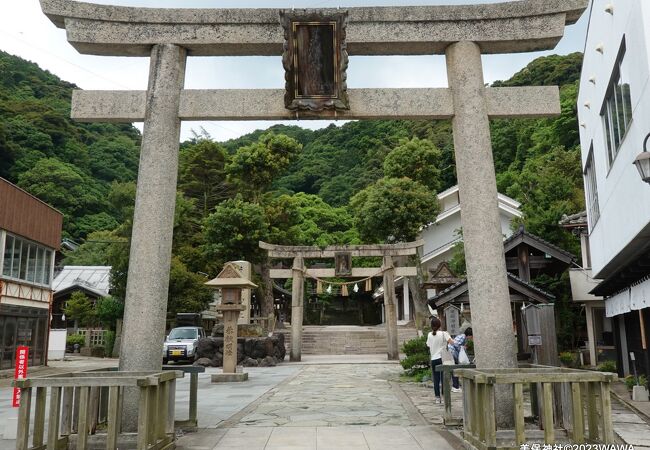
[41,0,588,424]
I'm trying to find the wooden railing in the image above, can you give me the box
[435,363,475,425]
[13,371,183,450]
[162,365,205,430]
[455,368,615,450]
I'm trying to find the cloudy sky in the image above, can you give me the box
[0,0,589,142]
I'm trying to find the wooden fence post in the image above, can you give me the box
[463,379,474,436]
[514,383,526,446]
[571,382,585,443]
[48,386,62,449]
[484,383,496,448]
[599,382,614,443]
[586,382,599,441]
[137,386,150,450]
[16,387,32,450]
[107,386,121,449]
[542,383,555,444]
[61,386,74,437]
[33,386,47,447]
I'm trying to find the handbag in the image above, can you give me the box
[458,347,470,365]
[441,347,455,365]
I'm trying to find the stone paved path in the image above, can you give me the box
[233,364,412,427]
[177,363,461,450]
[611,395,650,449]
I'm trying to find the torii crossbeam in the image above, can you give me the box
[41,0,588,426]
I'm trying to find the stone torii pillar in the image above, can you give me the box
[290,256,305,362]
[41,0,587,424]
[382,256,399,360]
[446,41,516,422]
[119,43,186,375]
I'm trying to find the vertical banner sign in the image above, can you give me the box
[12,346,29,407]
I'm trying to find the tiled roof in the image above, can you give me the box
[507,272,556,300]
[558,211,588,227]
[428,272,555,304]
[503,226,575,261]
[52,266,111,296]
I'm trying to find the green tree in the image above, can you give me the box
[448,233,467,277]
[350,177,440,243]
[62,230,115,266]
[63,292,95,329]
[203,196,272,314]
[292,193,360,246]
[179,139,230,217]
[87,136,139,182]
[203,196,269,264]
[383,137,443,192]
[226,133,302,200]
[95,296,124,330]
[167,257,214,315]
[498,146,584,255]
[17,157,107,238]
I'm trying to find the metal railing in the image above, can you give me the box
[455,367,615,450]
[13,370,183,450]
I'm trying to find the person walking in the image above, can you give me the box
[426,317,454,404]
[449,327,473,392]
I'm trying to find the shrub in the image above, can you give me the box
[559,351,576,367]
[66,334,86,350]
[95,297,124,329]
[465,338,474,354]
[400,335,430,378]
[625,375,648,390]
[63,292,96,327]
[104,330,116,357]
[419,368,432,383]
[597,360,617,373]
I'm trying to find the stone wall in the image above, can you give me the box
[194,334,286,367]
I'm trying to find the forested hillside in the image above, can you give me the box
[0,50,141,239]
[0,50,585,345]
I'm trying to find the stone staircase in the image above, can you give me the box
[278,325,418,355]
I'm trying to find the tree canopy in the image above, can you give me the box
[2,48,586,336]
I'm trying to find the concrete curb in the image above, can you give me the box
[611,389,650,425]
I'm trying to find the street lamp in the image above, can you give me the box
[633,134,650,184]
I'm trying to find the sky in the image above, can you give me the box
[0,0,589,142]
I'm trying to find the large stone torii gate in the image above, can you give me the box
[41,0,587,423]
[260,240,423,362]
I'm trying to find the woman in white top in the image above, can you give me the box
[426,317,454,403]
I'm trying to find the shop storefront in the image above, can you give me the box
[0,303,49,370]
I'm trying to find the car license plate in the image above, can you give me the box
[171,350,183,356]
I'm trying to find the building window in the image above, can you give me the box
[1,234,53,286]
[585,148,600,228]
[601,40,632,167]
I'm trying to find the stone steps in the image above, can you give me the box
[278,326,418,355]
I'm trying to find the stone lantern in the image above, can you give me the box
[205,262,257,382]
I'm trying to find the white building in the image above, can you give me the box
[578,0,650,378]
[419,185,523,300]
[560,211,611,367]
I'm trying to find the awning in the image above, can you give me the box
[605,277,650,318]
